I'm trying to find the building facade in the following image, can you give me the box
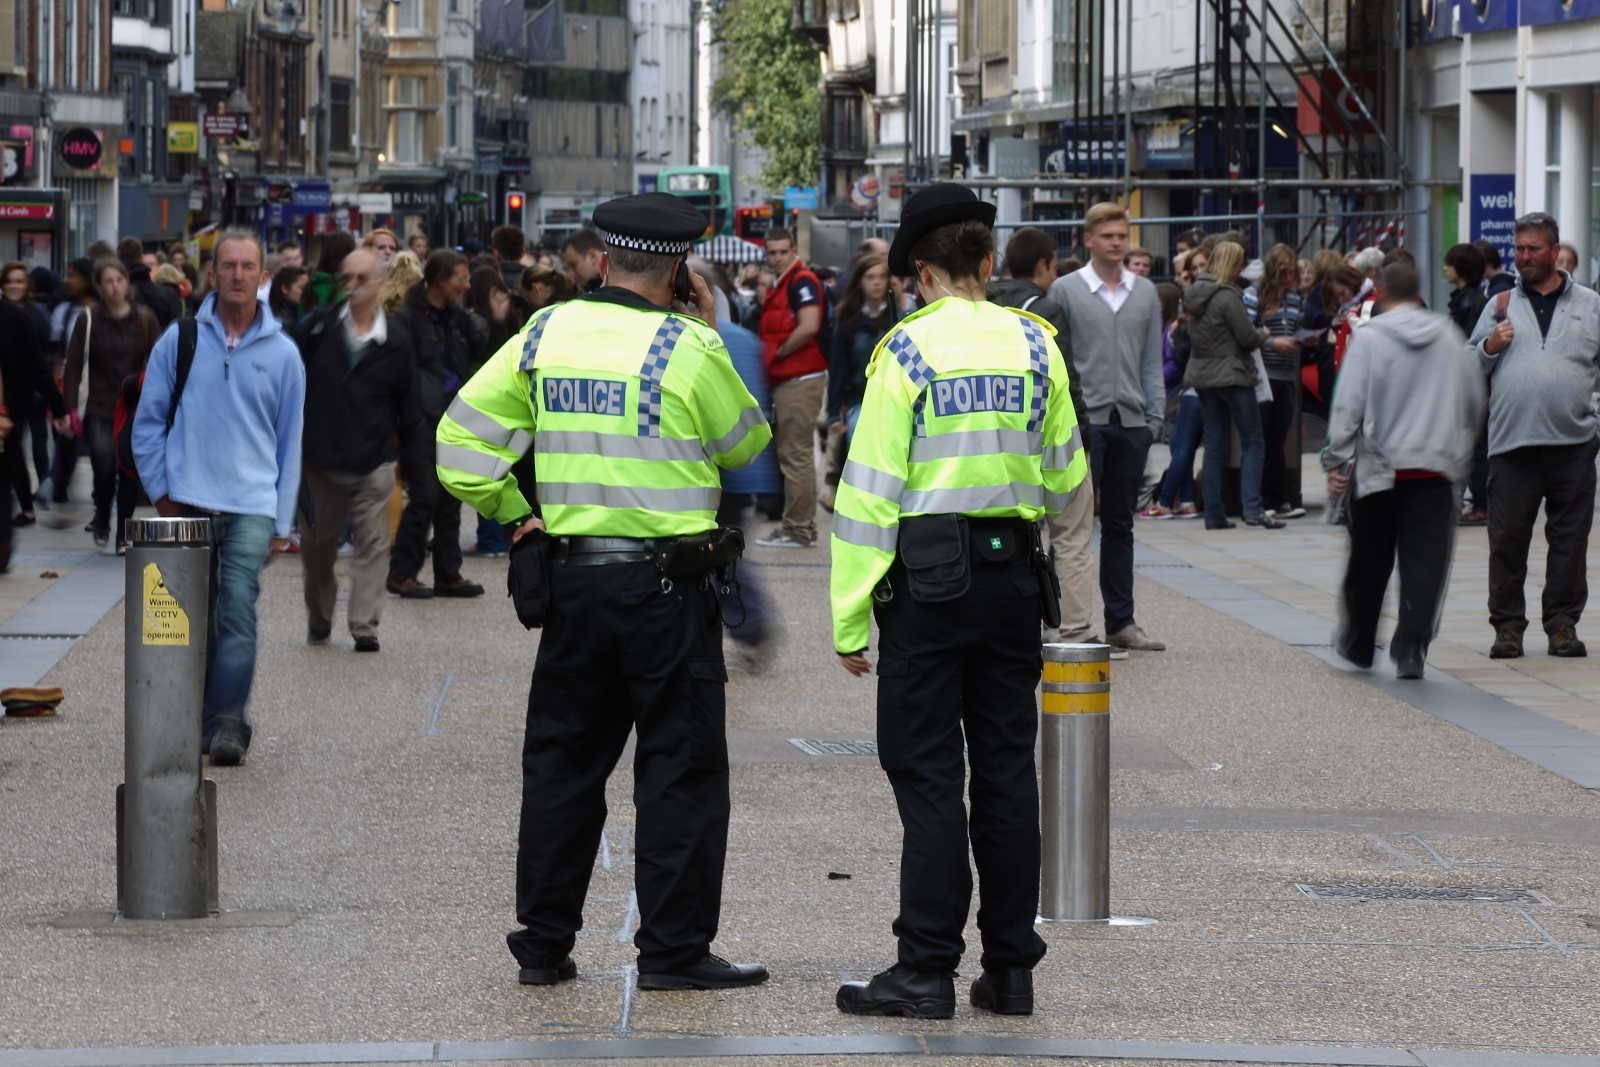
[1409,0,1600,303]
[2,0,125,261]
[114,0,196,245]
[629,0,691,191]
[524,0,631,245]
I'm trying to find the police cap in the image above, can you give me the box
[592,193,708,256]
[888,183,997,276]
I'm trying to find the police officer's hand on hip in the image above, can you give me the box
[828,182,1087,1020]
[435,192,774,994]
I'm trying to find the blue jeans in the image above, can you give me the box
[1157,393,1201,507]
[476,512,508,554]
[843,402,862,446]
[1197,386,1265,525]
[202,513,276,746]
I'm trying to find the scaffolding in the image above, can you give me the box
[907,0,1412,256]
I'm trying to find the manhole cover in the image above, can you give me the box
[1295,884,1553,904]
[788,738,878,757]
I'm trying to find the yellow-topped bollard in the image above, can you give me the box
[1039,642,1111,921]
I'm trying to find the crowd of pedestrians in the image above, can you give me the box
[0,197,1592,756]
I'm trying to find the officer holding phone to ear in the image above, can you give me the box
[434,192,774,994]
[830,183,1087,1020]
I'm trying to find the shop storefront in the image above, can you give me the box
[0,189,64,272]
[55,126,121,259]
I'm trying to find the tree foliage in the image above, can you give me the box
[710,0,820,194]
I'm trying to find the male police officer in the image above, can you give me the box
[831,184,1086,1018]
[436,193,774,991]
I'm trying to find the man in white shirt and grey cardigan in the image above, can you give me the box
[1049,202,1167,652]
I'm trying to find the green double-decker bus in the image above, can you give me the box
[658,166,733,237]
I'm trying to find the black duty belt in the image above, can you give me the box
[559,536,665,566]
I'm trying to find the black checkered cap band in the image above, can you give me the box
[600,230,695,255]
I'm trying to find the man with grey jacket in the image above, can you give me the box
[1468,212,1600,660]
[1049,202,1166,652]
[1325,263,1486,679]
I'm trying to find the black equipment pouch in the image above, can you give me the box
[506,529,554,629]
[1030,523,1063,630]
[971,525,1019,566]
[897,514,971,603]
[659,525,746,580]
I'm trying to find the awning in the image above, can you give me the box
[695,235,767,263]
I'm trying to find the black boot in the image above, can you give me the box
[518,957,577,986]
[970,967,1033,1015]
[836,964,955,1018]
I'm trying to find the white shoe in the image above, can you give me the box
[1273,504,1307,520]
[754,527,810,549]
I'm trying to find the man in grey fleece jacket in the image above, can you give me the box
[1324,264,1486,679]
[1049,203,1166,651]
[1466,212,1600,660]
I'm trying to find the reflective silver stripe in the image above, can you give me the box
[1044,484,1080,512]
[445,396,519,450]
[535,430,706,463]
[706,405,768,457]
[508,429,534,456]
[1041,427,1084,471]
[901,482,1044,513]
[909,428,1041,463]
[841,459,905,503]
[437,442,507,480]
[832,513,898,552]
[538,482,719,512]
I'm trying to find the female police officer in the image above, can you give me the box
[830,184,1087,1019]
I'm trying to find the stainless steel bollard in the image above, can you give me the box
[1039,642,1111,922]
[121,516,214,920]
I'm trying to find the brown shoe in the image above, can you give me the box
[386,571,435,599]
[1549,626,1588,658]
[1,686,64,717]
[1489,628,1523,659]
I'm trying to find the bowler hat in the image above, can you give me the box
[888,183,997,276]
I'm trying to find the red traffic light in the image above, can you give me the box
[507,192,525,212]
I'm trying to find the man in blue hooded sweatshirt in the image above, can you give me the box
[132,229,306,767]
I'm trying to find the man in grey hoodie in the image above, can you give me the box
[1467,212,1600,660]
[1325,263,1486,679]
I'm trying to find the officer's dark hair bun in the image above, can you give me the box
[911,220,995,284]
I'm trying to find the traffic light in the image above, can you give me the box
[506,190,525,224]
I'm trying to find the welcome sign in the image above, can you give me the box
[1469,174,1516,272]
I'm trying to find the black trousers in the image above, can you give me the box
[1260,378,1296,511]
[507,558,730,973]
[390,466,464,583]
[83,415,117,524]
[1089,421,1152,635]
[872,546,1049,973]
[1488,438,1599,635]
[1342,478,1456,665]
[5,426,34,514]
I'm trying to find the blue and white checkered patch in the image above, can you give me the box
[1020,318,1050,433]
[887,330,935,438]
[638,316,687,437]
[518,309,556,373]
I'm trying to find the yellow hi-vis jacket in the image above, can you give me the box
[829,297,1086,654]
[435,294,772,537]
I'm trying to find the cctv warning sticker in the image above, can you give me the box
[142,563,190,646]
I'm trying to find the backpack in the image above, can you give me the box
[115,318,198,483]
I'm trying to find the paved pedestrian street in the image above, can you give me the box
[2,502,1599,1066]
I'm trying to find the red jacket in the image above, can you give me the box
[759,261,828,384]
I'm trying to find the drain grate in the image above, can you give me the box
[788,738,879,757]
[1295,883,1553,904]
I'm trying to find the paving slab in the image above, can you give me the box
[3,507,1600,1061]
